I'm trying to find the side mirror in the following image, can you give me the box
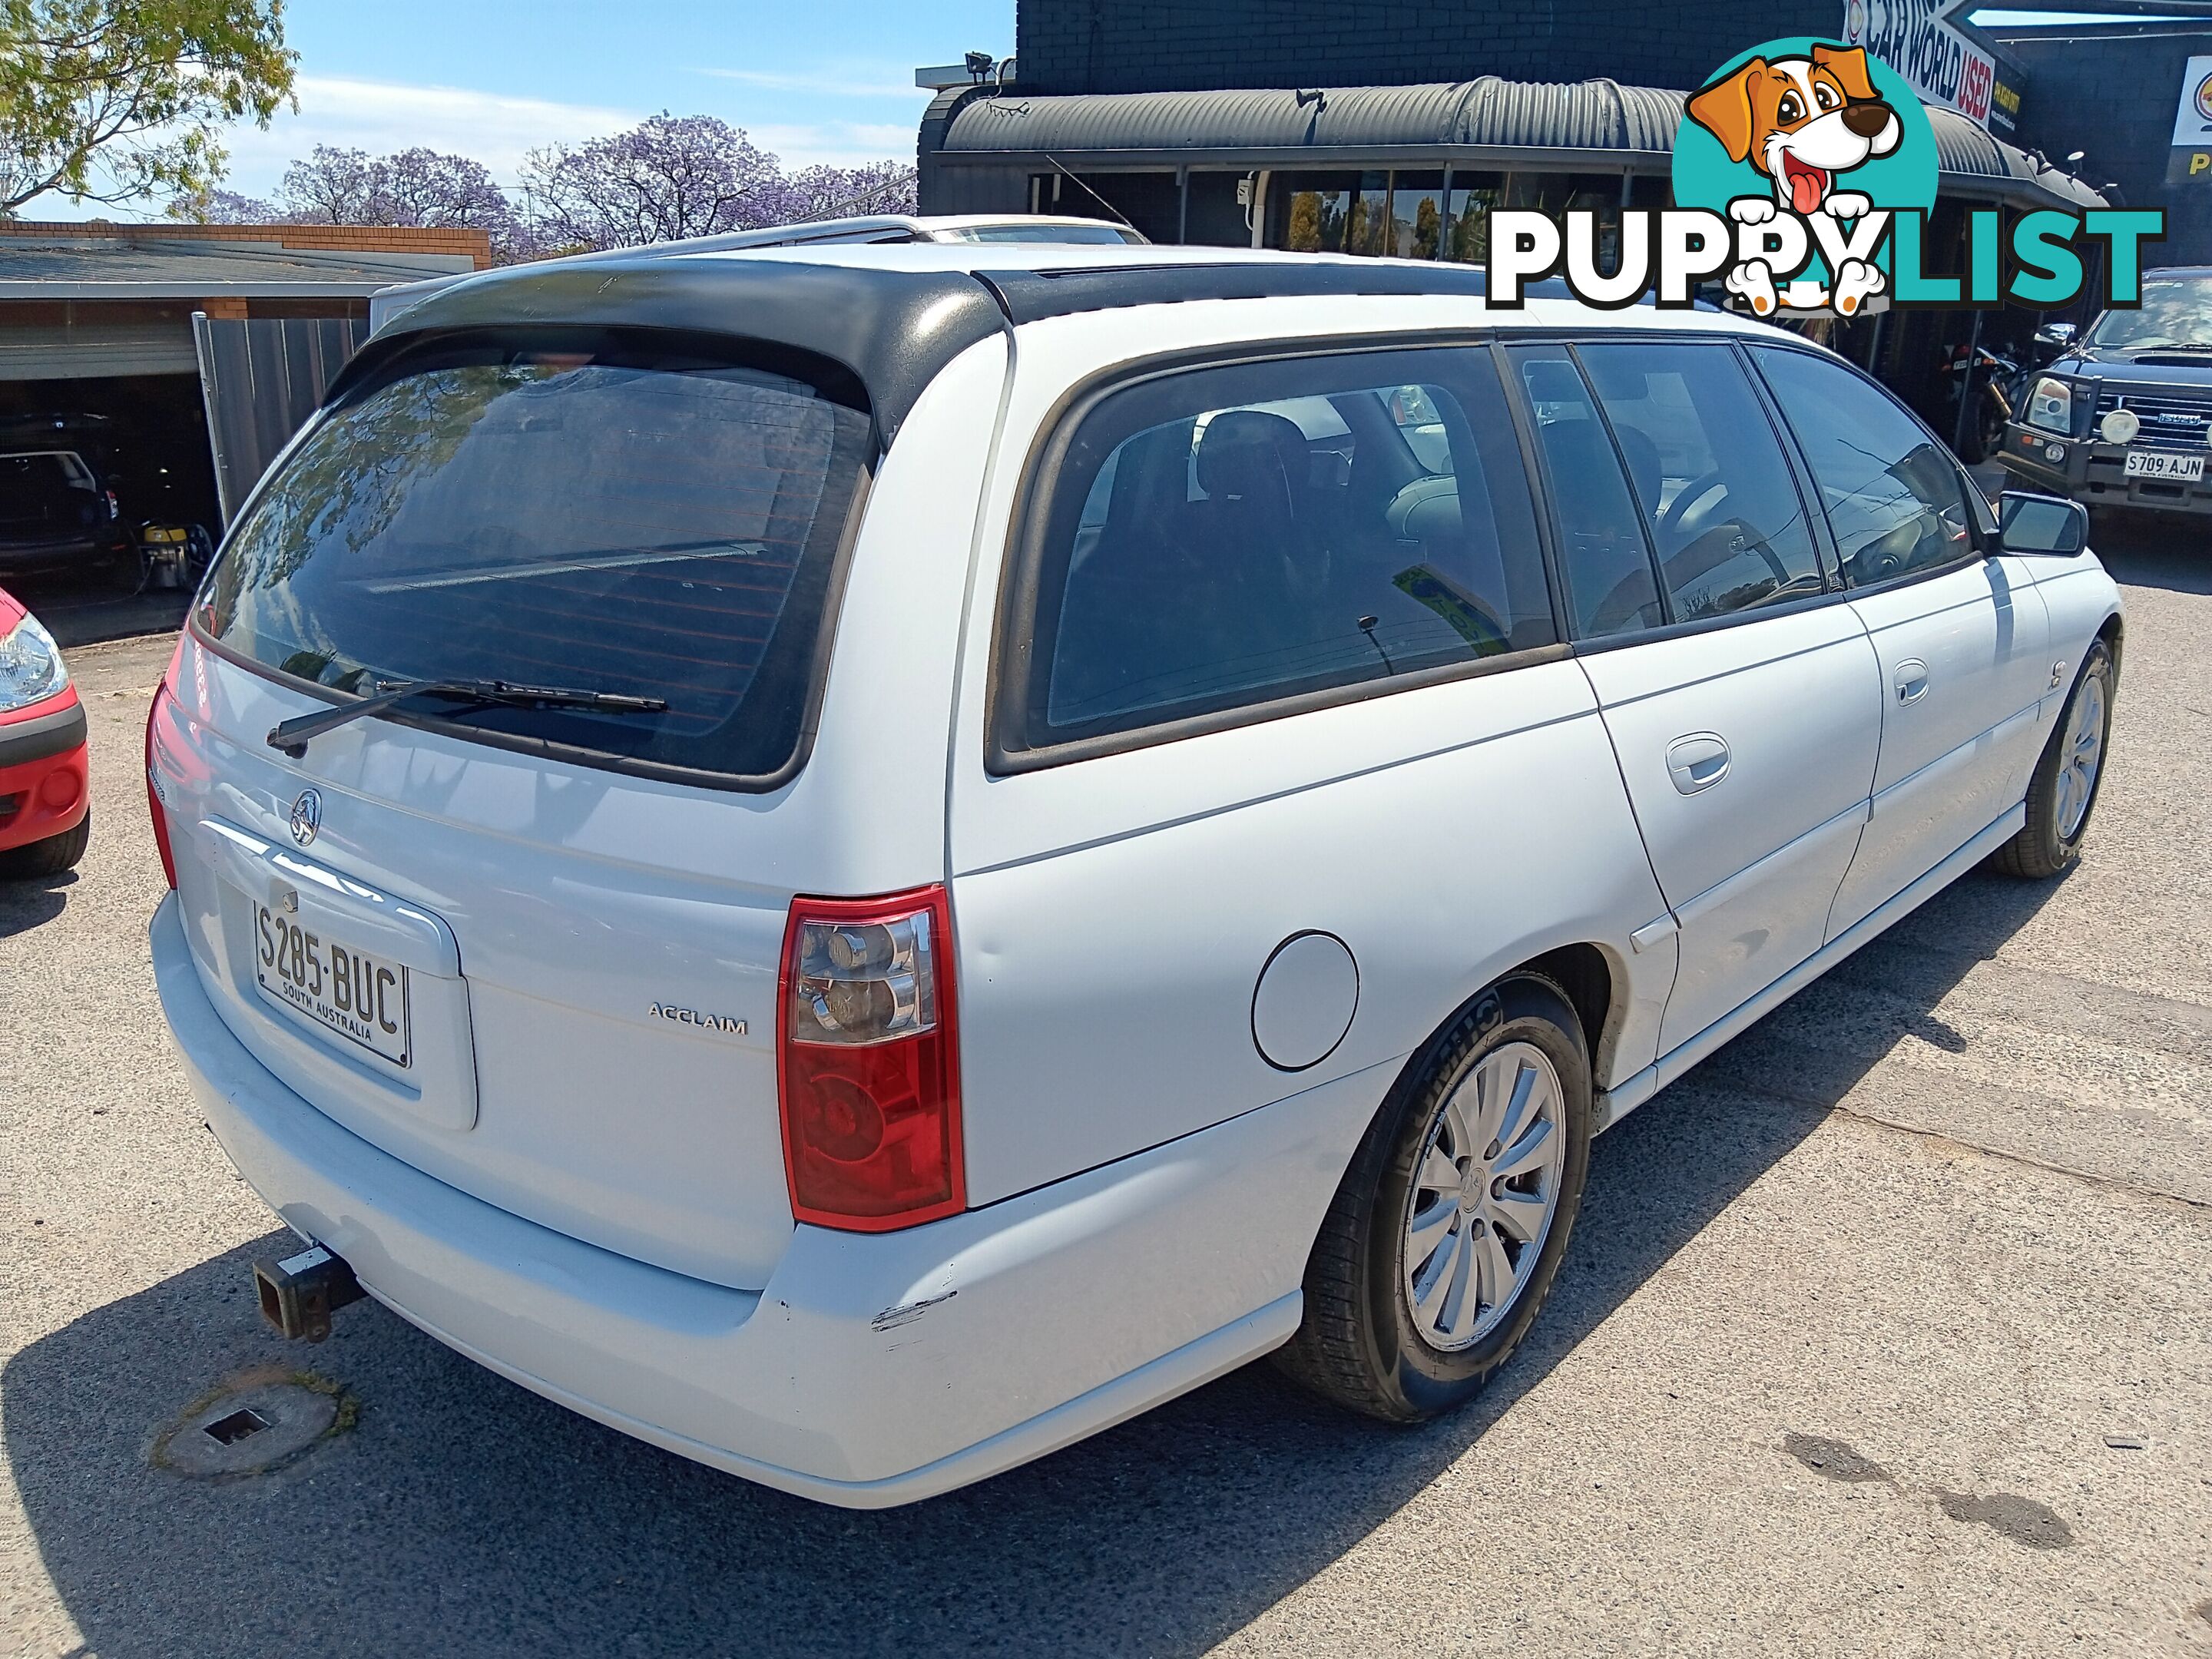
[2034,321,2077,349]
[1999,490,2088,556]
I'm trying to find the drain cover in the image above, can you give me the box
[155,1372,346,1479]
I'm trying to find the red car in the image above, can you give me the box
[0,584,89,876]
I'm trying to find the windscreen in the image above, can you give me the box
[2085,278,2212,349]
[195,333,873,783]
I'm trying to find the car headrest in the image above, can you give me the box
[1521,359,1588,405]
[1195,409,1306,504]
[1610,422,1663,515]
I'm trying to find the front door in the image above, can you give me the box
[1511,341,1884,1057]
[1750,347,2052,935]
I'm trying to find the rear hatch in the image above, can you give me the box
[164,326,882,1290]
[0,451,102,546]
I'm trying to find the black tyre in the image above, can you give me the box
[0,806,90,879]
[1274,973,1592,1422]
[1993,638,2114,880]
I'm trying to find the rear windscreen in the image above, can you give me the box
[0,452,95,520]
[195,333,873,784]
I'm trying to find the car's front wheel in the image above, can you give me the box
[1275,973,1591,1422]
[0,806,90,879]
[1994,638,2114,879]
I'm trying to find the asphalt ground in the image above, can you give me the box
[3,514,2208,1657]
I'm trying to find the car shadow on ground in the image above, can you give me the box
[5,869,2065,1659]
[2088,512,2211,596]
[0,869,76,939]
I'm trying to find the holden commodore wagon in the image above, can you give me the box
[147,243,2122,1507]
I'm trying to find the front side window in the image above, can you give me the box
[1753,349,1976,588]
[1578,343,1825,621]
[197,330,873,783]
[1003,349,1556,756]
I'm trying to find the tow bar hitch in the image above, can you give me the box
[253,1244,365,1342]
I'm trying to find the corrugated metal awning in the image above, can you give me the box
[936,78,2107,208]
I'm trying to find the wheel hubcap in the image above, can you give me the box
[1400,1040,1567,1353]
[2055,672,2105,842]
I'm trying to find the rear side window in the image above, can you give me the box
[1752,348,1976,588]
[197,331,873,785]
[1000,349,1556,757]
[1578,343,1825,620]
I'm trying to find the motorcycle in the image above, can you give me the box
[1940,341,2022,465]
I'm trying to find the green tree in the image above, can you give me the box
[0,0,294,217]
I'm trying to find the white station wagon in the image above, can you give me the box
[148,244,2122,1507]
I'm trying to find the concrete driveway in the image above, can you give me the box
[3,521,2207,1657]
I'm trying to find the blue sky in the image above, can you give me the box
[41,0,1012,217]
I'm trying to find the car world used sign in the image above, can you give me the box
[1840,0,1995,128]
[2168,55,2212,185]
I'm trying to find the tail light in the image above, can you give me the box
[146,678,177,889]
[105,489,120,521]
[777,886,964,1231]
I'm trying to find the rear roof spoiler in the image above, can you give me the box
[346,258,1010,448]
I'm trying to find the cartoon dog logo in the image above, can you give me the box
[1687,44,1902,316]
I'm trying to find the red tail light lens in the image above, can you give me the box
[146,680,177,889]
[778,886,964,1231]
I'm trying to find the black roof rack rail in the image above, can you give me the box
[970,261,1581,325]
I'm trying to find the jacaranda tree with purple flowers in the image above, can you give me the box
[172,112,918,263]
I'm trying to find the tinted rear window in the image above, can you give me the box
[196,332,873,784]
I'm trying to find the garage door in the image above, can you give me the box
[0,320,200,381]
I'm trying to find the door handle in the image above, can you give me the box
[1895,659,1930,705]
[1665,732,1731,795]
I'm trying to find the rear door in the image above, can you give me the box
[157,326,1005,1290]
[1510,340,1883,1058]
[1751,347,2052,935]
[946,329,1669,1205]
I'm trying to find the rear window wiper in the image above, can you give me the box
[268,677,668,758]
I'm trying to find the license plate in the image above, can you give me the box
[254,904,412,1067]
[2124,449,2205,482]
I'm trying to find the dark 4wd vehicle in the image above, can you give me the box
[0,414,134,579]
[1998,267,2212,516]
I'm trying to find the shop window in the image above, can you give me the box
[1392,172,1445,260]
[1273,173,1359,253]
[1444,174,1505,264]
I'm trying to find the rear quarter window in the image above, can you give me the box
[196,330,873,786]
[995,347,1557,764]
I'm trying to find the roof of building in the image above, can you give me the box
[0,220,492,300]
[930,78,2107,210]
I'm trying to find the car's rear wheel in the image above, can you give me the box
[1994,638,2114,880]
[0,806,90,879]
[1275,973,1591,1422]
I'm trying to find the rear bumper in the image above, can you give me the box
[0,698,88,853]
[151,895,1360,1506]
